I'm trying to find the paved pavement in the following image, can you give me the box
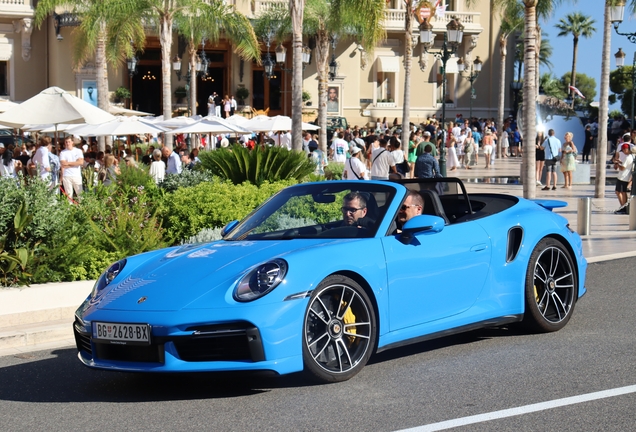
[1,155,635,358]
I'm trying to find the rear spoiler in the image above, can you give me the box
[531,199,568,211]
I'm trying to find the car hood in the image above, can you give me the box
[92,239,339,312]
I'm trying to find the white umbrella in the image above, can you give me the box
[155,115,201,129]
[168,117,251,135]
[89,116,168,137]
[0,99,18,113]
[224,114,250,127]
[0,86,115,128]
[244,115,320,132]
[39,123,80,133]
[109,105,154,117]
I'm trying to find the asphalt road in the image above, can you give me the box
[0,258,634,432]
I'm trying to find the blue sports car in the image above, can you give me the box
[73,178,587,383]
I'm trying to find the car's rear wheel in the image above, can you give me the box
[523,238,577,332]
[302,275,376,383]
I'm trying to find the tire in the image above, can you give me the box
[523,237,577,332]
[302,275,377,383]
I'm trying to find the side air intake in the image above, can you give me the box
[506,227,523,262]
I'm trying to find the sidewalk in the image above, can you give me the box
[1,156,635,358]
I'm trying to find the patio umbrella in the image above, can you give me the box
[0,99,18,113]
[89,116,168,136]
[109,105,154,117]
[39,124,81,133]
[244,115,320,132]
[0,86,115,128]
[168,117,251,135]
[224,114,250,127]
[155,115,201,129]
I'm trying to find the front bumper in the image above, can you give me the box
[73,298,308,375]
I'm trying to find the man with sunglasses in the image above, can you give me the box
[341,192,368,226]
[396,191,424,232]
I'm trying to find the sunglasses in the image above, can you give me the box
[400,204,419,211]
[341,206,365,214]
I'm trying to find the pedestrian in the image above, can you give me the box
[59,136,84,200]
[370,138,397,180]
[414,143,442,178]
[535,131,545,186]
[482,129,494,169]
[541,129,561,191]
[560,132,577,189]
[343,146,367,180]
[613,143,633,213]
[582,125,593,163]
[162,145,182,174]
[148,148,165,184]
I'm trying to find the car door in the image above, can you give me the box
[381,221,491,331]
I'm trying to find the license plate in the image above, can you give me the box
[93,322,151,345]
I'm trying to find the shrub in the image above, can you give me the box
[161,179,294,242]
[117,163,156,190]
[198,145,315,186]
[0,200,36,286]
[324,162,344,180]
[183,227,224,244]
[159,169,215,193]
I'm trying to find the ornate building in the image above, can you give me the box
[0,0,515,126]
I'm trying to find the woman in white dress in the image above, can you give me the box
[148,149,165,184]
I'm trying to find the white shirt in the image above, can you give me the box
[60,147,84,178]
[230,98,237,110]
[343,156,367,180]
[371,147,395,178]
[269,132,292,150]
[330,138,348,162]
[0,160,15,177]
[32,146,50,179]
[149,160,166,184]
[617,153,633,182]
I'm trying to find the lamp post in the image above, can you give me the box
[172,50,205,116]
[615,47,636,128]
[420,17,465,177]
[457,56,482,120]
[274,43,312,72]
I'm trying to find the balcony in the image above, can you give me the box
[0,0,33,18]
[384,10,481,34]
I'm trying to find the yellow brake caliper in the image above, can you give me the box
[342,301,357,343]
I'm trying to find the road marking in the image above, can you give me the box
[396,384,636,432]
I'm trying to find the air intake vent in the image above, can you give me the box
[506,227,523,262]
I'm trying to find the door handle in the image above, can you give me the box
[470,243,487,252]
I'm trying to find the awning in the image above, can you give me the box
[438,57,458,74]
[0,38,13,61]
[377,56,400,73]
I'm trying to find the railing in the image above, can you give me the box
[0,0,33,15]
[384,10,481,31]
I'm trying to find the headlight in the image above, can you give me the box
[91,259,127,299]
[233,259,288,302]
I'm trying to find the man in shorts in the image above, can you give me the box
[541,129,561,190]
[614,143,633,213]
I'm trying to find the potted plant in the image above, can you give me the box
[302,90,311,106]
[236,87,249,105]
[113,86,131,104]
[174,86,187,103]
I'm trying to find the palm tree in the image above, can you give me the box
[255,0,385,154]
[400,0,415,153]
[555,12,596,108]
[496,2,523,158]
[290,0,306,151]
[175,1,259,117]
[34,0,146,150]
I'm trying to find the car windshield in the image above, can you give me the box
[224,182,397,241]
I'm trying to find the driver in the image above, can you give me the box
[341,192,368,226]
[396,191,424,232]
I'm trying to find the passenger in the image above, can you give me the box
[396,191,424,232]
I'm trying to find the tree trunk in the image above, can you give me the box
[401,1,413,154]
[290,0,305,152]
[535,23,541,94]
[160,13,174,147]
[570,36,578,109]
[96,25,109,152]
[595,2,612,198]
[315,26,329,155]
[189,42,197,117]
[497,34,507,160]
[522,1,538,199]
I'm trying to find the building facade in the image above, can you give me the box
[0,0,515,127]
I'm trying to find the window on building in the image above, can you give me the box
[376,71,396,102]
[0,62,8,96]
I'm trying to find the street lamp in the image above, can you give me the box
[420,16,465,177]
[614,47,636,127]
[274,43,312,72]
[457,55,482,120]
[610,1,636,44]
[126,55,138,78]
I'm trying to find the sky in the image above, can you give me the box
[541,1,635,110]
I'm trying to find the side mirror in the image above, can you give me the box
[399,214,445,243]
[221,220,239,237]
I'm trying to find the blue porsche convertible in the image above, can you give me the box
[74,178,587,382]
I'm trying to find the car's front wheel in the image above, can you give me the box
[523,237,577,332]
[302,275,376,383]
